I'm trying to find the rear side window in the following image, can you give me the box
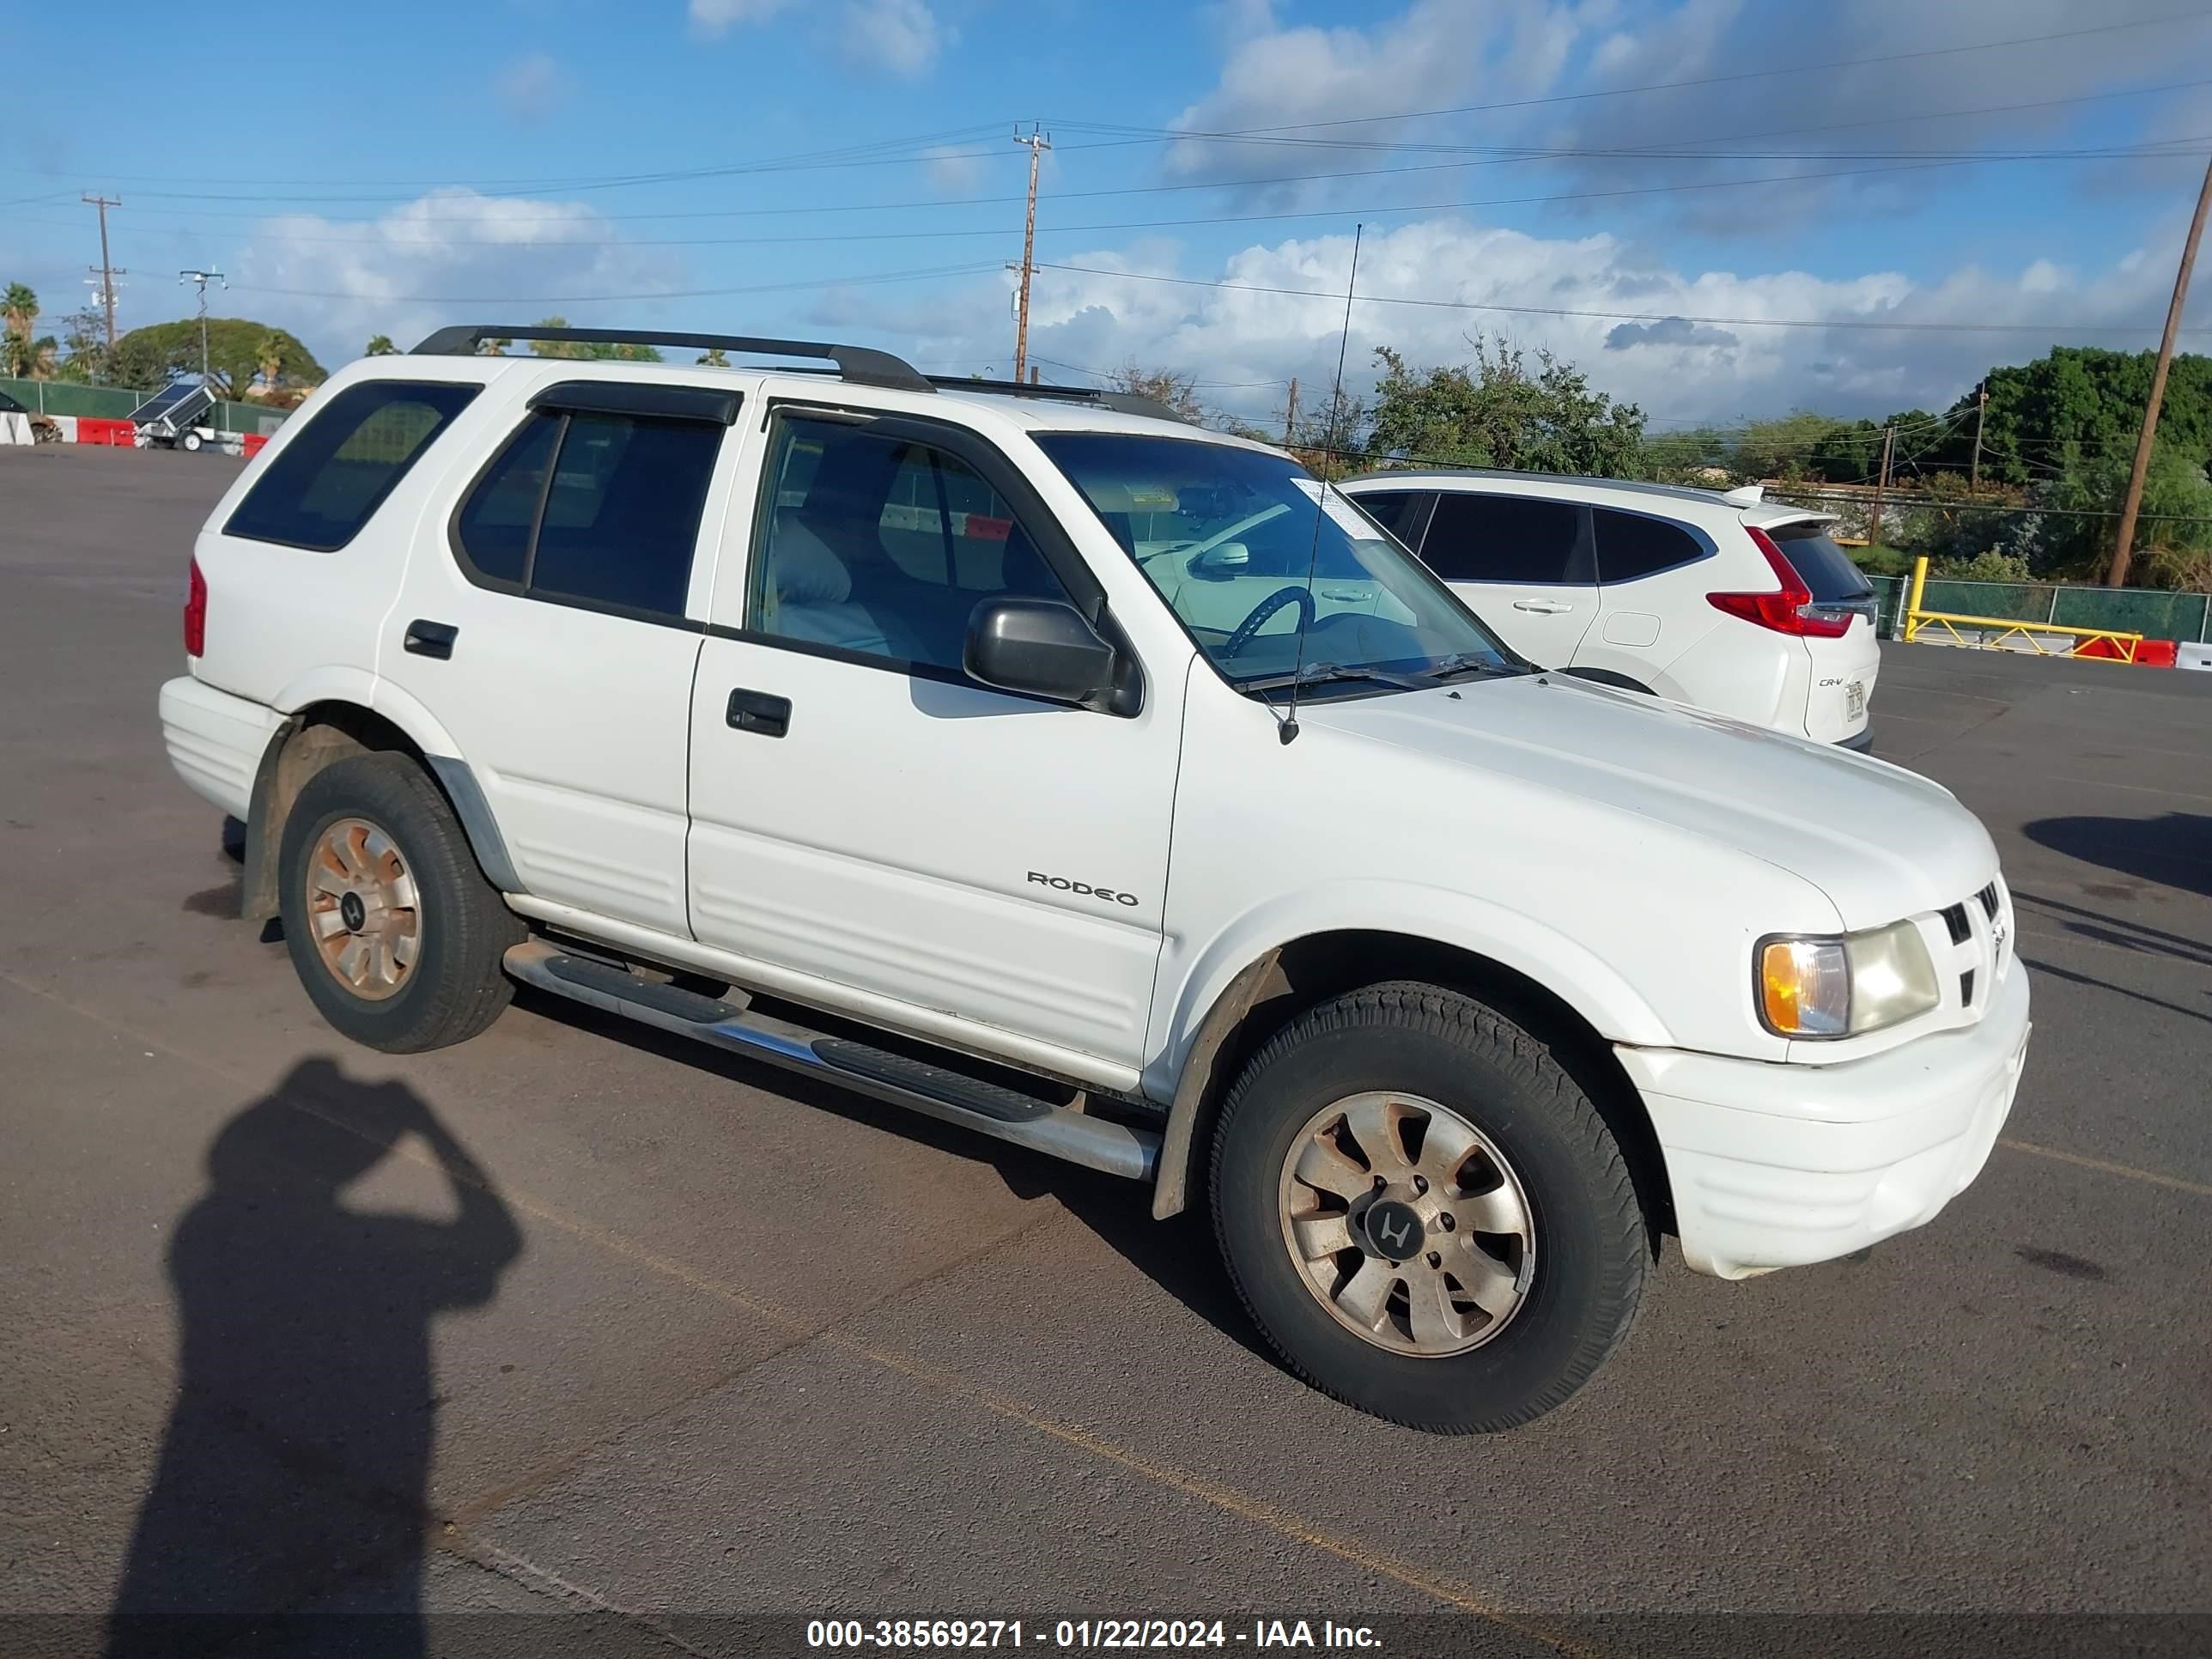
[453,409,722,620]
[1766,521,1875,602]
[226,380,478,550]
[1350,489,1426,546]
[1421,492,1593,584]
[1593,507,1707,584]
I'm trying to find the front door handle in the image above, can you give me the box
[726,688,792,738]
[404,619,458,659]
[1511,599,1572,614]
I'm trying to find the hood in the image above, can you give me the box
[1304,672,1997,929]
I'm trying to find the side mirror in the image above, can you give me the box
[965,598,1119,705]
[1189,541,1250,580]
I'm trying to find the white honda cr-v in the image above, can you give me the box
[1339,470,1881,747]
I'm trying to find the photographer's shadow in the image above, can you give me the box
[107,1060,523,1657]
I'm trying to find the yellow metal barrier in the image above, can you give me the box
[1902,556,2143,663]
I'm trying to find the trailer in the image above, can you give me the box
[129,378,221,451]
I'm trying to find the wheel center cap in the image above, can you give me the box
[338,891,368,932]
[1362,1199,1425,1261]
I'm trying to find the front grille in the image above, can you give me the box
[1976,883,1999,920]
[1941,902,1972,945]
[1960,968,1976,1007]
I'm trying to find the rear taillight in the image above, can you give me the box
[1707,526,1855,639]
[184,556,207,657]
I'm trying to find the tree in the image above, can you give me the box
[2,283,38,379]
[1107,362,1202,422]
[251,331,287,395]
[2035,441,2212,584]
[1289,386,1368,479]
[526,316,661,362]
[108,319,326,394]
[1943,345,2212,486]
[478,337,511,356]
[1366,337,1644,477]
[57,308,110,384]
[364,334,398,356]
[696,347,729,367]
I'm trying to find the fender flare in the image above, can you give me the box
[1146,882,1674,1219]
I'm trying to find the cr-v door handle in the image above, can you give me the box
[726,688,792,738]
[404,619,458,659]
[1511,599,1573,614]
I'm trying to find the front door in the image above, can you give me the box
[685,407,1179,1070]
[378,386,735,937]
[1413,490,1596,670]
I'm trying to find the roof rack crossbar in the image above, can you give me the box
[926,375,1193,425]
[410,325,933,394]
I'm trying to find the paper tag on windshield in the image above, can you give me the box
[1291,477,1381,539]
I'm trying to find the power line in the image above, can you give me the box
[220,258,1002,307]
[1030,260,2212,336]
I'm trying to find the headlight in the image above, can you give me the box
[1757,921,1940,1039]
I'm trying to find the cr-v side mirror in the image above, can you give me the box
[964,597,1118,705]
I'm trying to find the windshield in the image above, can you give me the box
[1033,433,1516,696]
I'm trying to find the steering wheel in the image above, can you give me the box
[1223,584,1316,658]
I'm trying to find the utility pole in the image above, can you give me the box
[1970,380,1988,492]
[82,194,122,348]
[1009,125,1050,386]
[1869,425,1895,550]
[179,270,226,386]
[1283,376,1300,447]
[2107,153,2212,588]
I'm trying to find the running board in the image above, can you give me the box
[503,941,1158,1182]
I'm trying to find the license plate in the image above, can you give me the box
[1845,681,1866,720]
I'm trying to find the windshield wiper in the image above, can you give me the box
[1423,652,1520,684]
[1237,661,1433,695]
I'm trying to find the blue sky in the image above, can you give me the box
[7,0,2212,425]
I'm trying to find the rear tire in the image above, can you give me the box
[1210,981,1647,1433]
[277,754,523,1054]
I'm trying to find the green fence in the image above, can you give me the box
[0,377,290,436]
[1902,575,2212,644]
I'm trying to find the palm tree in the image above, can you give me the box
[478,337,510,356]
[2,283,37,378]
[255,331,285,395]
[365,334,398,356]
[696,348,729,367]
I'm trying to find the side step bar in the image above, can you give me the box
[503,941,1159,1182]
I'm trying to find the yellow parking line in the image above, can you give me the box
[1999,1138,2212,1198]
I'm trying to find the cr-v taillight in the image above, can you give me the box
[1706,526,1854,638]
[185,555,207,657]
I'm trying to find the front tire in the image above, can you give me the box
[1210,981,1647,1433]
[277,754,523,1054]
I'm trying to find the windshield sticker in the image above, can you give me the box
[1291,478,1382,540]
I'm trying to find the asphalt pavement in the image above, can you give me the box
[3,446,2208,1656]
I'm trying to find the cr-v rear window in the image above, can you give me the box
[1765,520,1874,602]
[225,380,479,551]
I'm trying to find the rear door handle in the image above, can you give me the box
[726,688,792,738]
[1511,599,1572,614]
[404,619,458,659]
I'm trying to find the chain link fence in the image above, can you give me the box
[1875,573,2212,643]
[0,377,291,436]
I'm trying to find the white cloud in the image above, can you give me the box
[228,190,677,367]
[839,0,944,80]
[689,0,793,34]
[829,216,2192,427]
[495,52,568,125]
[924,145,984,196]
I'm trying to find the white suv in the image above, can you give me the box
[158,327,2027,1432]
[1338,470,1882,747]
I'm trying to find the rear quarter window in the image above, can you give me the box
[1593,507,1708,583]
[224,380,479,551]
[1765,521,1874,602]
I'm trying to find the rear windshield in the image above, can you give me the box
[1765,520,1873,602]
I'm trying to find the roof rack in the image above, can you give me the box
[927,375,1194,425]
[409,325,933,394]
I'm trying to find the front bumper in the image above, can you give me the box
[1617,965,2031,1279]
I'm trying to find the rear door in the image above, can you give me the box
[376,378,742,936]
[1411,490,1595,668]
[1578,505,1718,684]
